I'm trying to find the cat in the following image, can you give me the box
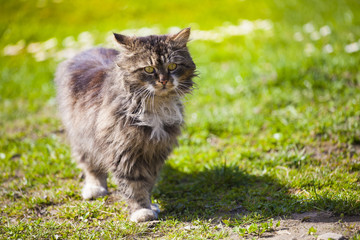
[55,28,196,222]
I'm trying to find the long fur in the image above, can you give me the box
[55,29,196,221]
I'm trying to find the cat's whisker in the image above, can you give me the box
[180,89,190,98]
[144,90,151,111]
[176,84,193,96]
[178,81,196,90]
[131,90,143,101]
[133,88,151,106]
[151,92,156,114]
[133,87,148,98]
[146,89,155,113]
[149,91,154,112]
[142,89,155,114]
[174,87,185,97]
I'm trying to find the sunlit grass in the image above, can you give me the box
[1,0,360,239]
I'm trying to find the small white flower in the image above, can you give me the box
[168,26,181,34]
[55,48,77,61]
[235,75,243,83]
[34,51,47,62]
[27,42,42,53]
[78,31,94,47]
[0,153,5,159]
[304,43,316,56]
[78,32,94,50]
[104,31,117,47]
[323,44,333,53]
[136,27,160,36]
[303,23,315,33]
[192,30,222,41]
[273,133,282,140]
[62,36,76,48]
[191,113,197,121]
[43,38,58,50]
[191,19,272,42]
[319,25,331,36]
[255,20,273,31]
[78,31,92,41]
[3,40,25,56]
[310,31,320,41]
[294,32,304,41]
[345,42,360,53]
[237,20,254,35]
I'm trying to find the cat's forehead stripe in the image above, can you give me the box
[149,57,154,66]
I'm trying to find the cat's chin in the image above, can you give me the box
[154,88,176,97]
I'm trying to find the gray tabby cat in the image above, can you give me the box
[55,28,196,222]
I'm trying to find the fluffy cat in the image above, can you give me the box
[55,28,196,222]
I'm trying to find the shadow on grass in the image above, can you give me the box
[153,163,359,223]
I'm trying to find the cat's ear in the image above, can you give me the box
[113,33,133,48]
[168,28,191,48]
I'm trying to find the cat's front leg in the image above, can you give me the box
[116,176,158,222]
[82,169,108,200]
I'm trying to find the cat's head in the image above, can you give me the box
[113,28,196,97]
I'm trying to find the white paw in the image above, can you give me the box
[82,185,108,200]
[151,204,160,214]
[130,208,158,222]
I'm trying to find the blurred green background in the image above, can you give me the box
[1,0,360,238]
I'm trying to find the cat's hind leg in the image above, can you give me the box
[76,152,108,200]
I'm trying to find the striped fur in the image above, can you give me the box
[55,28,196,222]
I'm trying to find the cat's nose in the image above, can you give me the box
[159,79,168,86]
[158,75,168,86]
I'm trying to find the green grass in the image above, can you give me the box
[1,0,360,238]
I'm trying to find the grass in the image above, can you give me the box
[1,0,360,239]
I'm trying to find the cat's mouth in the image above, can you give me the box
[157,87,170,94]
[154,86,176,97]
[151,81,178,97]
[155,82,171,90]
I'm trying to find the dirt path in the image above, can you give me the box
[253,211,360,240]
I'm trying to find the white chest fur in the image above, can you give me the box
[136,100,183,140]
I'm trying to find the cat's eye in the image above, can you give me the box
[144,66,155,73]
[168,63,177,71]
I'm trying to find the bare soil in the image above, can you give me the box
[247,211,360,240]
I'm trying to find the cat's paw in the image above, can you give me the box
[151,204,160,214]
[82,185,108,200]
[130,208,158,222]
